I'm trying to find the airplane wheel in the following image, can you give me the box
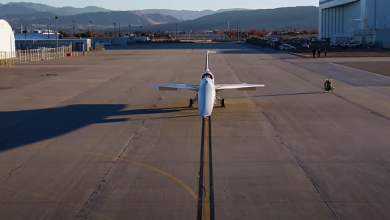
[189,99,193,107]
[221,99,225,107]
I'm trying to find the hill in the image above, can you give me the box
[142,6,319,31]
[2,11,180,30]
[136,8,252,21]
[0,2,251,20]
[0,2,110,16]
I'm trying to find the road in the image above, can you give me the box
[1,42,390,220]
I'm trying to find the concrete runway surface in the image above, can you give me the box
[1,42,390,220]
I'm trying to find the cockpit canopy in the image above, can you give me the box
[202,73,213,79]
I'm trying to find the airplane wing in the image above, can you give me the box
[215,83,265,91]
[151,84,199,91]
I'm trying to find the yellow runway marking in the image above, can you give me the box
[30,145,198,203]
[201,117,211,220]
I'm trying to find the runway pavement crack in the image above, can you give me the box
[261,110,340,220]
[73,118,147,220]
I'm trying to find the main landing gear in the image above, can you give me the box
[216,93,225,107]
[189,93,226,107]
[189,93,198,107]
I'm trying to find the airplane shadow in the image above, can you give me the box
[251,92,324,98]
[0,104,191,153]
[231,92,324,99]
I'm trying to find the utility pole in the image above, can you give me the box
[72,20,75,35]
[236,24,238,39]
[113,23,116,45]
[89,20,94,50]
[55,16,58,48]
[228,22,230,37]
[45,17,50,39]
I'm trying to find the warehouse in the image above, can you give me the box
[319,0,390,46]
[0,19,15,59]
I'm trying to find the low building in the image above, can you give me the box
[15,39,91,51]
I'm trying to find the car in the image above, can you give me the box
[301,43,309,48]
[329,42,341,47]
[279,44,295,50]
[342,42,360,48]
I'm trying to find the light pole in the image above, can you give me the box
[89,20,94,49]
[113,23,116,45]
[140,25,142,36]
[45,17,50,39]
[72,20,75,35]
[128,25,131,37]
[55,16,58,48]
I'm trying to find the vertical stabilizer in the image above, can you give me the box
[205,50,216,71]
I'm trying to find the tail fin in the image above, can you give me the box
[205,50,216,71]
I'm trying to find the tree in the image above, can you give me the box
[258,29,268,37]
[250,29,258,36]
[85,30,92,37]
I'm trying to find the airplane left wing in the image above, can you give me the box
[215,83,264,91]
[151,84,199,91]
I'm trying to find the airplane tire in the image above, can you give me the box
[221,99,225,107]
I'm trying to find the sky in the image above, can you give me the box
[0,0,318,11]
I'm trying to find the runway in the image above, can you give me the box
[1,42,390,220]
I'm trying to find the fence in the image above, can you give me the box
[0,45,72,67]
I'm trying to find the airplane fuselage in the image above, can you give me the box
[198,77,216,117]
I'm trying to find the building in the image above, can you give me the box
[319,0,390,45]
[15,39,91,51]
[0,19,15,58]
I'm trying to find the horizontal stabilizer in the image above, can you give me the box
[215,83,264,91]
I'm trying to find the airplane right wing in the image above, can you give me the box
[151,83,199,91]
[215,83,265,91]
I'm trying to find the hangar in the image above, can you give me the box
[0,19,15,59]
[319,0,390,46]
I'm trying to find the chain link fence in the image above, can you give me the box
[0,45,72,67]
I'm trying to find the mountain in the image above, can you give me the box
[136,8,252,21]
[2,11,180,30]
[142,6,319,31]
[0,2,251,20]
[0,2,110,16]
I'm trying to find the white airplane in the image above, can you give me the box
[151,50,265,117]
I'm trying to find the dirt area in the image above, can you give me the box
[334,62,390,77]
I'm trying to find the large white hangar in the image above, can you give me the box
[319,0,390,42]
[0,19,15,58]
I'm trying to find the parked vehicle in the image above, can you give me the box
[342,42,361,48]
[279,44,296,50]
[301,43,309,48]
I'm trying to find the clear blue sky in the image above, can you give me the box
[0,0,318,11]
